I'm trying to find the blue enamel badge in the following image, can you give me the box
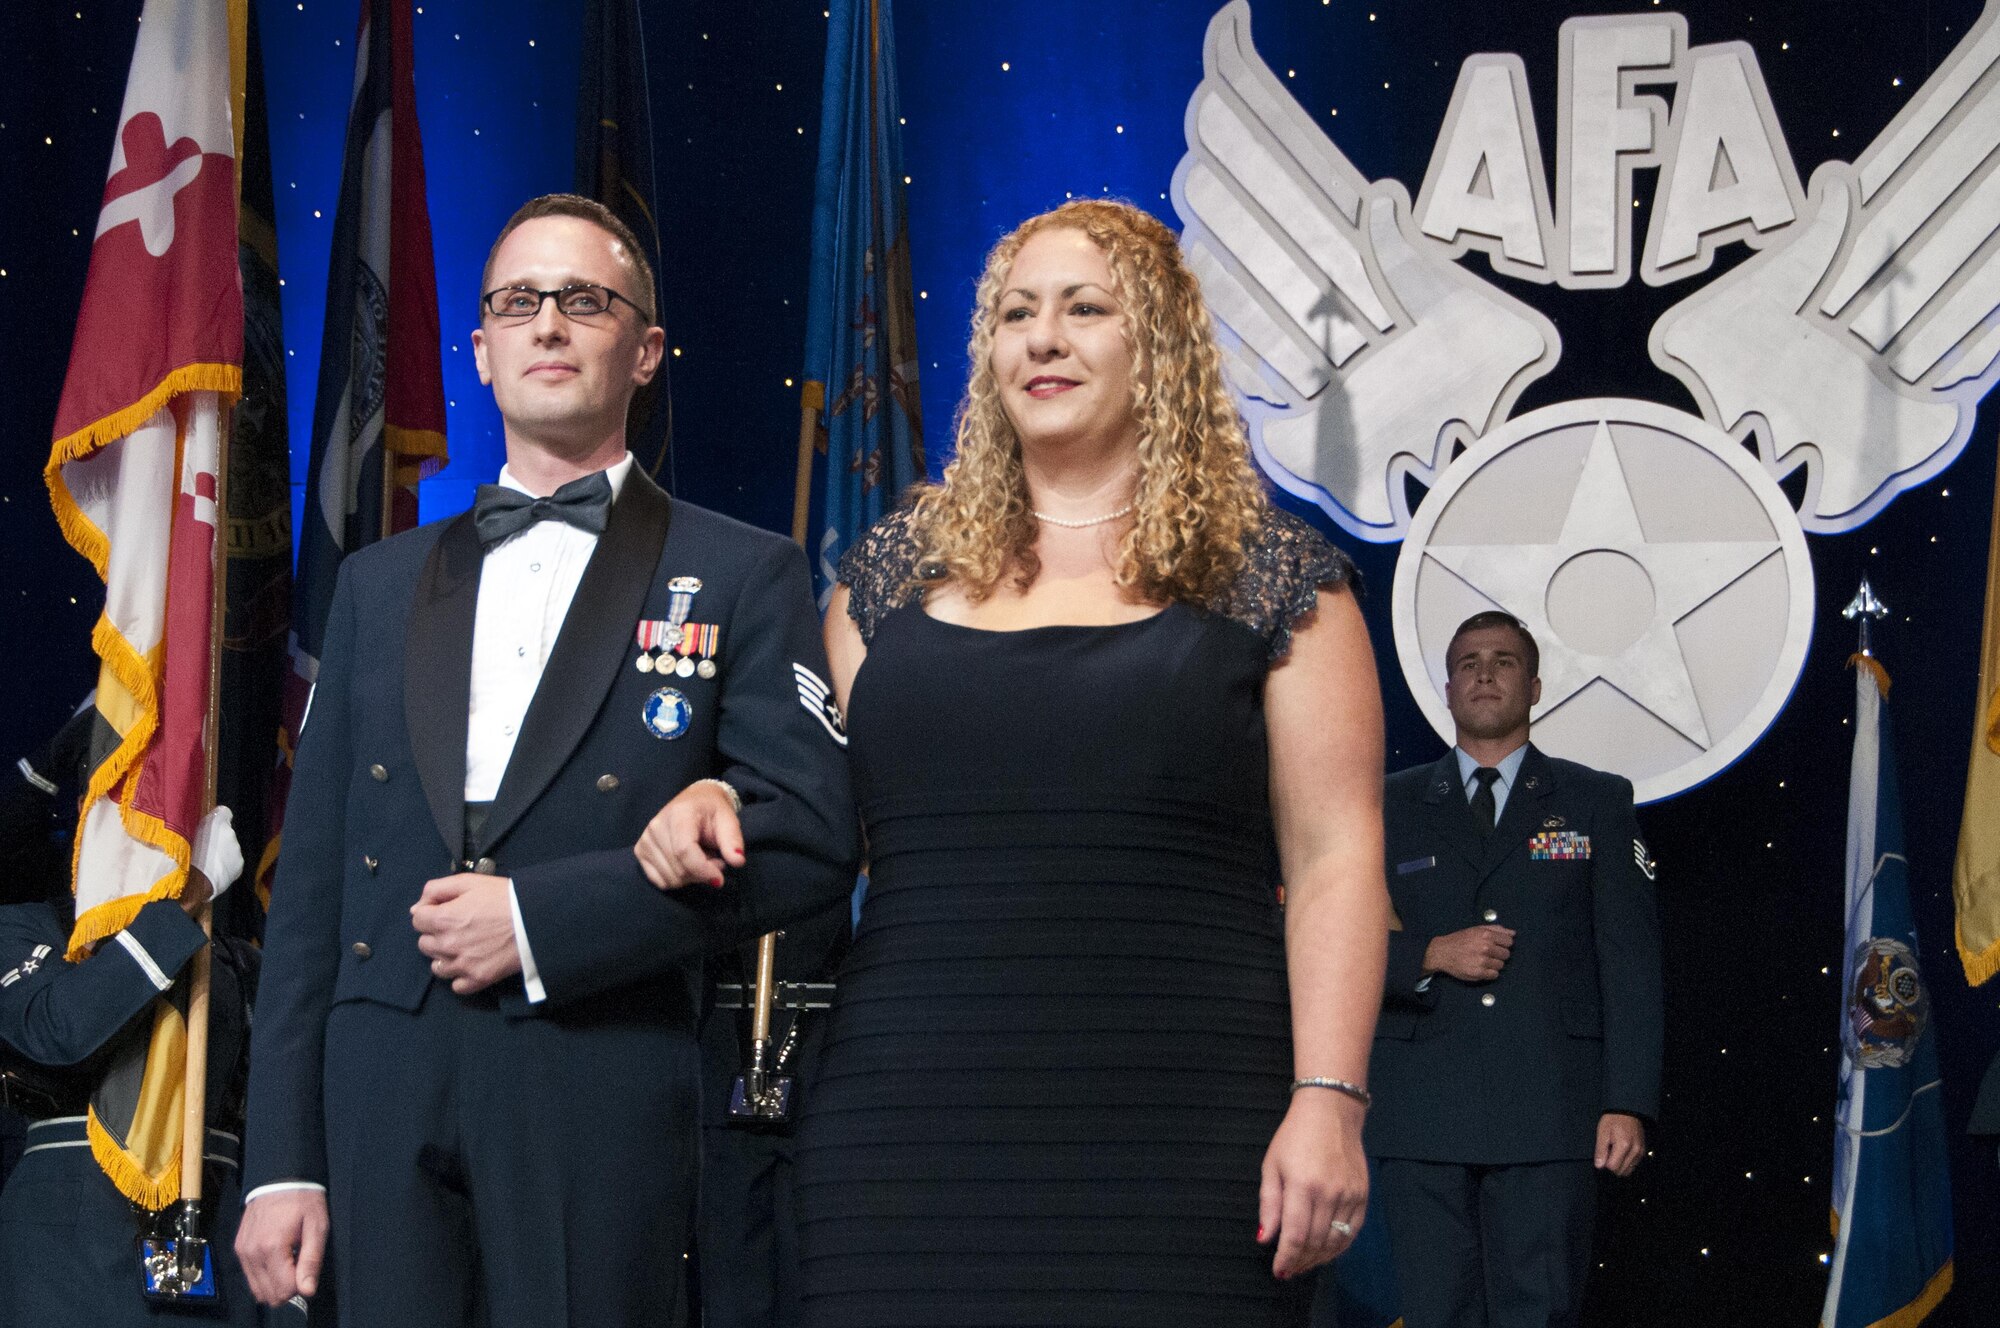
[643,687,693,740]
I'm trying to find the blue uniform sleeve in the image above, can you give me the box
[512,539,860,1007]
[0,899,207,1067]
[242,565,359,1191]
[1594,777,1664,1122]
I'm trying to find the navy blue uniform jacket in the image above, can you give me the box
[1366,745,1663,1165]
[242,474,859,1193]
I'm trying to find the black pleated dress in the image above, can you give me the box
[795,509,1354,1327]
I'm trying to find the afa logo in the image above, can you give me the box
[1172,2,2000,802]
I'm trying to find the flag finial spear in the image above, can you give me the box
[1843,577,1891,657]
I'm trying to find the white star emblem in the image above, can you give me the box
[1394,399,1815,803]
[1423,420,1782,749]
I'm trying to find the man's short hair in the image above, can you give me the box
[479,193,658,324]
[1446,611,1540,679]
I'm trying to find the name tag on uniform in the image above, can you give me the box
[1395,855,1437,875]
[1529,831,1592,860]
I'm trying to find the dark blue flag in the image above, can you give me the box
[797,0,924,601]
[273,0,444,895]
[576,0,673,488]
[1823,652,1954,1325]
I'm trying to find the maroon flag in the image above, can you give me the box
[41,0,241,1208]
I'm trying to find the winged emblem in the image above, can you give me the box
[1651,1,2000,533]
[1171,0,1560,542]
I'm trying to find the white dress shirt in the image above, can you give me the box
[473,453,634,1008]
[246,455,634,1207]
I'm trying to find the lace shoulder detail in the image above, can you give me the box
[1206,509,1359,661]
[837,508,926,644]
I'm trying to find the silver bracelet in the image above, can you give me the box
[1291,1076,1371,1107]
[690,777,742,812]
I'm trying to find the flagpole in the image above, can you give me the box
[176,420,231,1220]
[792,381,823,545]
[174,0,253,1235]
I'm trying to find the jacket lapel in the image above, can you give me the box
[1475,744,1556,882]
[405,513,483,858]
[1420,753,1486,871]
[474,469,674,854]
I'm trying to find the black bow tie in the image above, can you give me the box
[472,472,614,548]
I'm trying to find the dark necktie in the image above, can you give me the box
[1469,766,1501,835]
[472,471,614,548]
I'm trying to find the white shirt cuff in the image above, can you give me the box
[509,880,547,1005]
[245,1181,326,1206]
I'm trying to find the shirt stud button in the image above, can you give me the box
[596,773,620,792]
[352,942,372,960]
[1482,908,1498,923]
[363,855,378,873]
[369,763,389,782]
[1480,992,1497,1008]
[474,857,498,875]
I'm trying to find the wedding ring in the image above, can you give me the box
[1330,1218,1354,1238]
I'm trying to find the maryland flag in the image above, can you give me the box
[42,0,241,1208]
[1954,463,2000,986]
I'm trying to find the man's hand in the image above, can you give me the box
[236,1188,329,1306]
[634,781,745,891]
[410,873,523,995]
[1422,924,1515,982]
[1595,1112,1646,1177]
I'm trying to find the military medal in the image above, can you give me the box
[636,619,678,673]
[673,622,720,680]
[666,576,702,630]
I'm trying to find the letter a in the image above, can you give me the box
[1642,42,1805,285]
[1416,55,1557,284]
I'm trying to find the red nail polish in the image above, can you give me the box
[1256,1225,1265,1241]
[710,876,725,889]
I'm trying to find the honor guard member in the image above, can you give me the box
[235,194,859,1327]
[0,804,270,1325]
[0,711,92,1191]
[1369,611,1662,1328]
[692,893,849,1327]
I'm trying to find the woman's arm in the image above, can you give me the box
[823,583,868,715]
[1258,584,1390,1281]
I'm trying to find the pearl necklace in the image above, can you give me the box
[1031,502,1134,529]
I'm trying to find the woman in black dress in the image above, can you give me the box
[647,200,1388,1324]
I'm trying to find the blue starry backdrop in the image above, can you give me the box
[1,2,1996,1321]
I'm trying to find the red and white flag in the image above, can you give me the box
[43,0,241,1209]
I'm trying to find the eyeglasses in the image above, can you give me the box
[481,284,647,321]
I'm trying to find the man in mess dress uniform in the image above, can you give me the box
[1369,611,1662,1328]
[235,194,858,1327]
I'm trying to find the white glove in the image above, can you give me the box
[191,805,244,899]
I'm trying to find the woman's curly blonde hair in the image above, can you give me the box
[908,199,1268,605]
